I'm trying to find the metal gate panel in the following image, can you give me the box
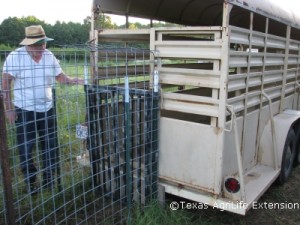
[86,84,159,204]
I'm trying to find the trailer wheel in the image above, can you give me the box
[277,129,296,184]
[292,127,300,167]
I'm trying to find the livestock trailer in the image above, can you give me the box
[90,0,300,214]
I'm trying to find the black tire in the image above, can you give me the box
[293,128,300,167]
[277,129,296,185]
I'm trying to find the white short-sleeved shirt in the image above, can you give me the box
[3,47,63,112]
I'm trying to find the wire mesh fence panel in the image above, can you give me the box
[0,46,159,225]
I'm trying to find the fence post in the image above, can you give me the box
[52,88,62,191]
[124,77,132,224]
[0,92,15,225]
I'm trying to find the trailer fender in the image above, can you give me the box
[259,110,300,168]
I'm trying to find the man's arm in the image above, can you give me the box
[1,73,16,124]
[56,73,84,85]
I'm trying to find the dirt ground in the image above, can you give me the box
[239,165,300,225]
[167,166,300,225]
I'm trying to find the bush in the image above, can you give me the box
[0,44,14,51]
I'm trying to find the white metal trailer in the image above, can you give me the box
[91,0,300,215]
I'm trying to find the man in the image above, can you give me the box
[1,25,84,195]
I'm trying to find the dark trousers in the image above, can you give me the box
[15,107,58,187]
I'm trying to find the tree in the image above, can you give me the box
[86,14,117,30]
[49,21,89,46]
[0,17,25,46]
[0,16,47,46]
[0,16,90,47]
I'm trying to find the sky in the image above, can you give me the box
[0,0,147,25]
[0,0,299,26]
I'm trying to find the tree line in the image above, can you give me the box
[0,15,177,49]
[0,15,97,48]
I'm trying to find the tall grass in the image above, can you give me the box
[131,201,211,225]
[55,83,86,154]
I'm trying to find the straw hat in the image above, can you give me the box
[19,25,54,46]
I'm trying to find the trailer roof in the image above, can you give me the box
[94,0,300,35]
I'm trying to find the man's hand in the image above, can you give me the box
[56,73,84,85]
[71,78,85,85]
